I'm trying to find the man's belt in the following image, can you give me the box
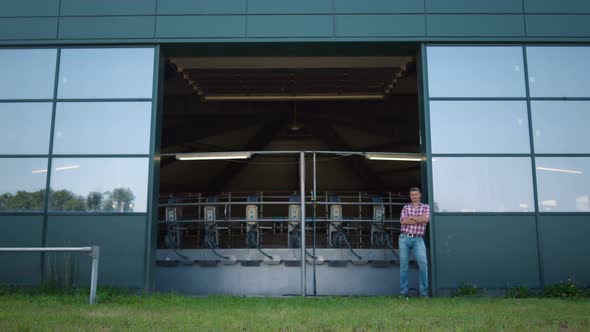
[402,232,424,238]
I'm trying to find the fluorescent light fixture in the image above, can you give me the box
[203,94,385,102]
[536,166,583,174]
[176,152,252,161]
[55,165,80,171]
[32,166,80,173]
[365,153,423,162]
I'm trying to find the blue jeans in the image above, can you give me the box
[399,234,429,296]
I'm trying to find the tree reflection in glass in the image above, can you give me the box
[104,188,136,212]
[49,158,148,213]
[0,190,45,212]
[49,187,136,212]
[0,158,48,212]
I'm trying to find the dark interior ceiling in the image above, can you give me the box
[168,56,416,97]
[160,55,421,194]
[182,67,397,96]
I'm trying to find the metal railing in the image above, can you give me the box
[0,246,100,304]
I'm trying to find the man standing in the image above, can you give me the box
[399,187,430,298]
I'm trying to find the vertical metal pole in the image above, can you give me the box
[358,192,362,220]
[358,192,362,246]
[325,192,329,219]
[312,153,317,296]
[198,193,202,246]
[198,193,202,220]
[228,192,232,248]
[89,246,100,305]
[389,192,394,240]
[228,192,232,219]
[260,191,264,220]
[300,152,306,296]
[388,192,393,221]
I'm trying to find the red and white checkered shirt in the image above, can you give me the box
[400,202,430,236]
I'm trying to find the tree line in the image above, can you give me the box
[0,187,136,212]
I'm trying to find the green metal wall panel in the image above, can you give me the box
[526,15,590,37]
[434,215,540,289]
[538,215,590,286]
[156,0,246,15]
[60,0,156,16]
[248,0,332,14]
[426,0,523,13]
[0,216,43,286]
[335,15,426,37]
[335,0,425,14]
[427,14,525,36]
[58,16,155,39]
[248,15,333,38]
[45,216,147,288]
[156,16,245,38]
[0,0,59,17]
[524,0,590,13]
[0,18,57,40]
[0,1,588,42]
[156,15,246,38]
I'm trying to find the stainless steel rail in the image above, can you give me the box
[159,201,406,207]
[0,246,100,304]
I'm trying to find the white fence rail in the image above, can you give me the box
[0,246,100,304]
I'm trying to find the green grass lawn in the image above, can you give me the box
[1,291,589,331]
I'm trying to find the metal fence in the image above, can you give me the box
[0,246,100,304]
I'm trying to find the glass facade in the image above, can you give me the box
[536,158,590,212]
[527,47,590,98]
[428,45,590,213]
[428,46,532,212]
[58,48,154,99]
[49,158,149,212]
[527,47,590,212]
[0,158,48,212]
[0,47,155,214]
[53,102,152,155]
[427,46,526,98]
[0,103,52,154]
[432,157,534,212]
[531,101,590,154]
[430,101,530,154]
[2,45,584,216]
[0,49,57,100]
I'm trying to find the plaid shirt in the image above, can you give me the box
[400,202,430,236]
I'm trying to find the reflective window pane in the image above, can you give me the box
[532,101,590,154]
[427,46,526,98]
[527,47,590,98]
[58,48,154,99]
[536,158,590,212]
[433,157,534,212]
[0,103,52,154]
[430,101,530,153]
[49,158,149,213]
[0,49,57,99]
[53,102,152,154]
[0,158,47,212]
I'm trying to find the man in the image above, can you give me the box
[399,187,430,298]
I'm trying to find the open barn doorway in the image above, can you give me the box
[158,43,422,252]
[154,43,425,295]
